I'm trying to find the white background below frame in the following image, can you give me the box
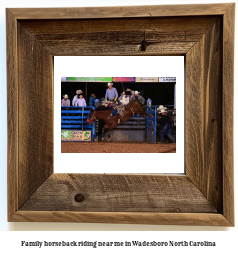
[54,56,184,174]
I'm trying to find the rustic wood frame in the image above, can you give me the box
[7,4,234,226]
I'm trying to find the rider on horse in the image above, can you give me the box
[108,90,135,120]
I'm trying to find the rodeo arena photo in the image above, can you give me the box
[61,77,176,153]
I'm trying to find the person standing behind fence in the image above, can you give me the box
[61,94,70,106]
[134,91,145,105]
[75,93,87,106]
[133,91,145,117]
[72,90,83,106]
[72,90,79,106]
[89,92,96,106]
[158,109,175,144]
[105,82,118,101]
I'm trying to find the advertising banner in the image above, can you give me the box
[61,130,91,141]
[66,77,112,82]
[112,77,135,82]
[135,77,158,82]
[159,77,176,82]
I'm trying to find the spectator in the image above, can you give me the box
[157,105,167,114]
[134,91,145,104]
[72,90,81,106]
[89,92,96,106]
[75,93,87,106]
[61,94,70,106]
[158,109,175,143]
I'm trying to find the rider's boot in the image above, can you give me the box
[108,108,117,120]
[107,113,113,120]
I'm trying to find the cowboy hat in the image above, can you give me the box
[63,94,69,98]
[157,105,164,110]
[157,105,167,111]
[134,91,140,94]
[77,90,83,94]
[107,83,113,86]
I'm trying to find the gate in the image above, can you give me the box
[61,106,95,142]
[146,106,157,144]
[99,106,157,144]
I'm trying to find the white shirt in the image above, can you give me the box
[72,95,78,106]
[75,98,87,106]
[120,95,130,105]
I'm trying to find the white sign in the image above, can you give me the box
[135,77,158,82]
[159,77,176,82]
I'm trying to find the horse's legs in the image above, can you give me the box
[107,121,118,141]
[101,123,110,141]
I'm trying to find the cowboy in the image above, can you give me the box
[109,90,133,121]
[157,105,168,114]
[105,82,118,102]
[125,87,135,100]
[134,91,145,105]
[158,108,175,143]
[61,94,70,106]
[72,90,82,106]
[118,91,125,100]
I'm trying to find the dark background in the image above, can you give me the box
[61,82,175,106]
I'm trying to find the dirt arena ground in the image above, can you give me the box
[61,142,176,153]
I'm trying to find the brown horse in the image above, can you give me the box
[87,99,152,141]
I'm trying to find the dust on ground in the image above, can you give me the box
[61,142,176,153]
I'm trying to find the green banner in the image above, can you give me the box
[66,77,112,82]
[61,130,91,141]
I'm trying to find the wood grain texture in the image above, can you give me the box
[20,17,218,34]
[8,4,233,19]
[38,41,193,56]
[222,4,235,226]
[20,174,217,213]
[11,211,232,226]
[19,17,218,56]
[6,5,234,225]
[186,18,222,212]
[7,9,18,221]
[18,23,54,208]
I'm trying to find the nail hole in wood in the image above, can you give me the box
[74,194,85,202]
[211,119,215,122]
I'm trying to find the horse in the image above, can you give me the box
[87,99,152,141]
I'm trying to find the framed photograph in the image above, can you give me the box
[7,3,234,225]
[56,56,184,174]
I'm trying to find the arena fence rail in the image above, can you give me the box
[61,106,96,142]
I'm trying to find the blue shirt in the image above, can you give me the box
[89,96,95,106]
[105,87,118,100]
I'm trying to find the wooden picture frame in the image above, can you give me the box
[7,3,234,226]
